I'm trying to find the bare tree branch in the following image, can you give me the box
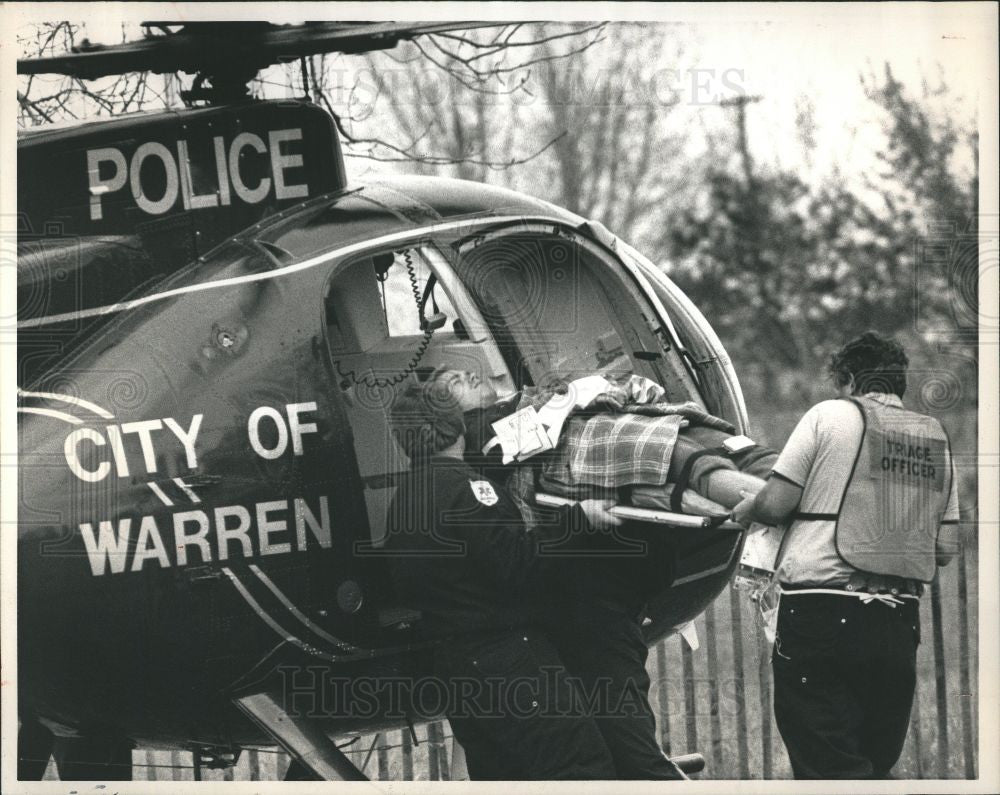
[17,20,610,179]
[343,129,568,170]
[17,90,54,123]
[432,23,604,59]
[423,24,607,81]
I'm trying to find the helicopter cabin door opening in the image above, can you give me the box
[321,243,513,548]
[319,223,709,561]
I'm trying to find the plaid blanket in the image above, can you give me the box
[510,376,735,490]
[540,412,686,489]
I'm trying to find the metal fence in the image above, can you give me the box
[56,535,976,782]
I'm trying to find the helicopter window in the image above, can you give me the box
[453,228,694,402]
[616,243,743,428]
[378,251,458,338]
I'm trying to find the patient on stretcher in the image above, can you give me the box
[419,367,777,517]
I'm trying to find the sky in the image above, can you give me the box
[685,7,987,177]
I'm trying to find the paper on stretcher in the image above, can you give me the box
[490,406,554,464]
[490,375,615,463]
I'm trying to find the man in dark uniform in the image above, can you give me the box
[532,529,686,781]
[383,379,617,780]
[732,332,961,779]
[418,365,688,780]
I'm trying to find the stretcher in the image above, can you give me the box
[534,491,743,530]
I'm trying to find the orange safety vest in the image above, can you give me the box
[819,397,954,582]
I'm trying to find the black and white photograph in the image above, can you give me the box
[2,2,997,790]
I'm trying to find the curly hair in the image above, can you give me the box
[389,379,466,461]
[828,332,909,397]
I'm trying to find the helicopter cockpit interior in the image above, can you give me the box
[320,225,705,549]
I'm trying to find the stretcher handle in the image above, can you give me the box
[535,492,741,530]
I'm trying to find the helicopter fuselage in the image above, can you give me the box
[18,102,748,753]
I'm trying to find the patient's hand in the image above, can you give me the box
[579,498,625,529]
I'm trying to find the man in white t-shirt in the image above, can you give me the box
[731,332,960,779]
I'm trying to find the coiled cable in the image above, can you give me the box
[334,248,435,389]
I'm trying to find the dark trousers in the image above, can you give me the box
[547,603,685,780]
[434,629,616,780]
[772,592,920,779]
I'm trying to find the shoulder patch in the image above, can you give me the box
[469,480,499,506]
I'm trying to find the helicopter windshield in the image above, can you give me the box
[455,232,636,385]
[450,226,699,402]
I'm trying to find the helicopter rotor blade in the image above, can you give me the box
[17,21,508,80]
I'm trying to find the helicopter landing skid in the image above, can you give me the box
[233,691,368,781]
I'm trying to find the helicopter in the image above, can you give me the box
[15,21,752,781]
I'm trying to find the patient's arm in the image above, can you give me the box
[732,473,803,527]
[666,427,776,509]
[636,470,767,511]
[699,470,768,509]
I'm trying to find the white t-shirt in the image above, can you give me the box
[772,393,960,587]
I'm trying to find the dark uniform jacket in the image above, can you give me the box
[384,454,582,638]
[461,398,519,484]
[462,399,674,617]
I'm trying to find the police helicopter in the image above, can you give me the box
[16,21,752,781]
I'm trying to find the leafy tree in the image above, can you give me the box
[660,66,978,513]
